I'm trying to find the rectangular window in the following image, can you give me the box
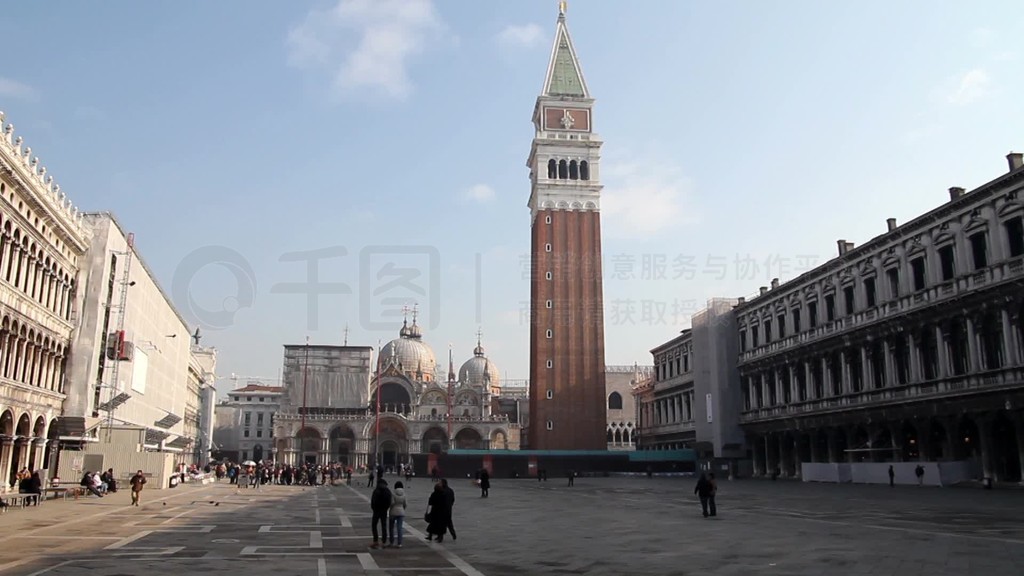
[546,420,553,430]
[752,327,760,348]
[777,314,786,338]
[864,277,876,307]
[911,257,926,291]
[546,389,553,399]
[739,330,747,352]
[808,302,818,328]
[886,267,899,299]
[546,300,552,308]
[764,320,772,343]
[244,430,250,438]
[546,360,553,369]
[843,286,855,315]
[257,413,264,426]
[792,309,801,333]
[683,354,689,372]
[259,397,265,402]
[243,412,251,425]
[969,231,988,270]
[939,244,956,280]
[1006,217,1024,257]
[256,430,263,438]
[825,295,835,322]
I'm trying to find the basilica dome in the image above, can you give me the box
[380,319,437,381]
[459,339,500,389]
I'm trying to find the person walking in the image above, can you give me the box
[129,470,147,506]
[888,465,895,487]
[425,482,451,542]
[694,472,717,518]
[915,464,925,486]
[478,468,490,498]
[369,479,392,549]
[387,481,407,548]
[567,469,575,487]
[440,478,457,540]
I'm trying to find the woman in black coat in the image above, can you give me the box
[478,469,490,498]
[426,483,451,542]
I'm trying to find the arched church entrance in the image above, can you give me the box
[296,428,321,465]
[330,425,357,466]
[253,444,264,463]
[454,428,483,450]
[421,427,448,454]
[371,418,409,469]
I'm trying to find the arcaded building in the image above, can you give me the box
[273,318,520,468]
[0,112,89,490]
[738,153,1024,482]
[528,5,608,450]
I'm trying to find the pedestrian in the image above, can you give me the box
[694,472,716,518]
[387,481,407,548]
[888,465,895,487]
[368,469,375,487]
[441,478,457,540]
[915,464,924,486]
[369,479,392,549]
[479,468,490,498]
[129,470,147,506]
[425,482,451,542]
[567,469,575,487]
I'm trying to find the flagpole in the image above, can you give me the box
[375,339,382,467]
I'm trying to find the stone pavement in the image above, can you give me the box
[0,475,1021,575]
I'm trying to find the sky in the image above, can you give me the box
[2,1,1023,397]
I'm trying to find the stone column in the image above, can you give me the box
[788,365,798,402]
[764,434,775,476]
[861,346,872,389]
[889,425,904,462]
[1001,308,1017,367]
[822,357,832,397]
[942,417,960,461]
[935,325,950,379]
[845,428,857,463]
[792,435,802,478]
[778,434,789,477]
[809,431,820,463]
[827,429,841,463]
[965,317,980,373]
[839,351,850,395]
[30,438,47,471]
[320,438,330,465]
[881,340,895,389]
[977,414,995,480]
[908,331,921,382]
[0,438,13,491]
[14,438,29,477]
[916,419,931,462]
[1014,413,1024,485]
[751,434,763,477]
[804,361,813,400]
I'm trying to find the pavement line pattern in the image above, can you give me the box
[343,484,486,576]
[730,506,1024,545]
[318,557,327,576]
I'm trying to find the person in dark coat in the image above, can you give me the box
[441,478,457,539]
[694,472,717,518]
[369,479,392,549]
[426,483,451,542]
[478,468,490,498]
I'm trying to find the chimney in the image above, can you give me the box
[886,218,897,231]
[737,296,745,305]
[949,186,965,201]
[846,241,855,253]
[770,278,779,290]
[837,239,848,256]
[759,286,768,296]
[1009,152,1023,172]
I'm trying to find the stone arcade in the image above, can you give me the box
[738,152,1024,483]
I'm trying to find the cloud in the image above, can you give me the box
[286,0,443,100]
[464,184,496,203]
[497,24,545,49]
[944,68,991,105]
[0,77,37,101]
[600,158,697,240]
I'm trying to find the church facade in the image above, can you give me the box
[272,318,520,468]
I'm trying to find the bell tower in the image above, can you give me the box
[527,2,607,451]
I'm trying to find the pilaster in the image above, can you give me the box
[965,316,980,373]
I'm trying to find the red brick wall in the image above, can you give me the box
[529,209,607,450]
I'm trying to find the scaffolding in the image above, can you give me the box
[104,232,135,440]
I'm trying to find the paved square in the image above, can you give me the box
[0,476,1021,575]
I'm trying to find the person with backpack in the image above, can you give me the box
[369,479,392,549]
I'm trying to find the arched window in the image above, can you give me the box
[558,160,568,179]
[580,161,590,180]
[614,429,622,444]
[569,160,579,180]
[607,429,613,442]
[608,391,623,410]
[547,159,557,179]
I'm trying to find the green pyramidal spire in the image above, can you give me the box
[543,7,589,98]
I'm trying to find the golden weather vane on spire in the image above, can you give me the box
[559,1,567,16]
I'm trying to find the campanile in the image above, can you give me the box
[527,3,607,451]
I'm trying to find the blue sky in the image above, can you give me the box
[2,1,1023,396]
